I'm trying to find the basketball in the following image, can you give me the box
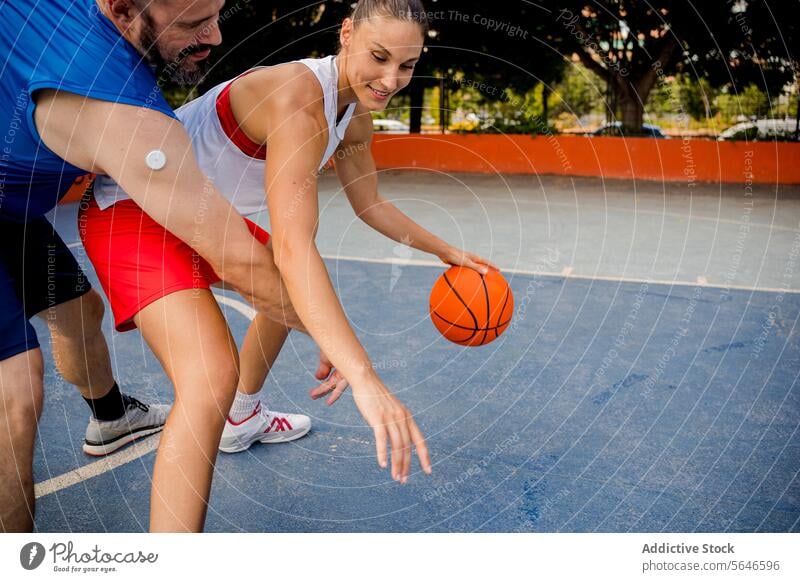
[429,266,514,346]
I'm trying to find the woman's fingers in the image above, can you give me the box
[397,415,412,483]
[469,253,500,273]
[386,422,404,480]
[408,416,432,474]
[374,425,389,469]
[471,260,490,275]
[357,388,432,482]
[452,251,498,275]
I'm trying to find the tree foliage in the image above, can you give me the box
[174,1,796,134]
[536,0,796,130]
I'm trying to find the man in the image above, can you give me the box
[0,0,306,532]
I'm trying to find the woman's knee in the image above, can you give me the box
[174,357,239,415]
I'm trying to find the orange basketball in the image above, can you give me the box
[429,266,514,346]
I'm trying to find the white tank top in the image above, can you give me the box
[94,55,357,216]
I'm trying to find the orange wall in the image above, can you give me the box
[58,135,799,206]
[371,134,800,185]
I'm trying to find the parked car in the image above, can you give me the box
[717,119,798,141]
[590,121,667,138]
[372,119,410,133]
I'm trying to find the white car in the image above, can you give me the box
[590,122,667,138]
[372,119,410,133]
[718,119,798,141]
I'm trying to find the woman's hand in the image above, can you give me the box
[310,350,431,482]
[353,380,432,483]
[438,245,499,275]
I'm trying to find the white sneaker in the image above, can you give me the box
[219,402,311,453]
[83,395,170,456]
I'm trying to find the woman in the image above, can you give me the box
[82,0,495,531]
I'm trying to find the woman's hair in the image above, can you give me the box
[350,0,429,33]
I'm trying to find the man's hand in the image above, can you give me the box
[309,351,349,405]
[233,242,307,334]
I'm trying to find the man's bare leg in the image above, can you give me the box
[38,289,114,399]
[0,349,44,532]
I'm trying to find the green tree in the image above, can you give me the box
[677,75,718,121]
[540,0,795,132]
[413,2,567,132]
[715,84,770,122]
[198,1,347,92]
[550,62,606,118]
[179,1,795,136]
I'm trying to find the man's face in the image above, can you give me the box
[134,0,225,85]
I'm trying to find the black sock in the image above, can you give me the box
[83,382,126,421]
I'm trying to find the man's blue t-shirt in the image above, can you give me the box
[0,0,177,221]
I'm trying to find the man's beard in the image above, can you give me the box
[139,13,211,86]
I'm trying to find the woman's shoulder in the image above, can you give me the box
[234,62,324,113]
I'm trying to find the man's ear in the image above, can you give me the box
[105,0,141,29]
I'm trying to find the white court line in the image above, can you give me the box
[66,239,800,295]
[35,435,161,499]
[322,253,800,295]
[214,293,256,320]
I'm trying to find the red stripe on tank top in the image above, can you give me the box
[215,70,267,160]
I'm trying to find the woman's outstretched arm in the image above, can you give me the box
[264,95,431,483]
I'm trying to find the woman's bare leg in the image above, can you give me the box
[220,311,309,452]
[134,289,238,532]
[237,313,289,395]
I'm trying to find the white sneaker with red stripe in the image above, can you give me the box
[219,402,311,453]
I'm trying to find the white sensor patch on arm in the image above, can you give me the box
[145,149,167,171]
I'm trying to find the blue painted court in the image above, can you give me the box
[32,173,800,532]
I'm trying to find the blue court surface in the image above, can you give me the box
[31,174,800,532]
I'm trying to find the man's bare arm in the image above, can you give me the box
[34,89,305,331]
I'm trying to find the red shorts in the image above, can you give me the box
[80,198,269,332]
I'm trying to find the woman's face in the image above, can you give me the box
[341,15,424,111]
